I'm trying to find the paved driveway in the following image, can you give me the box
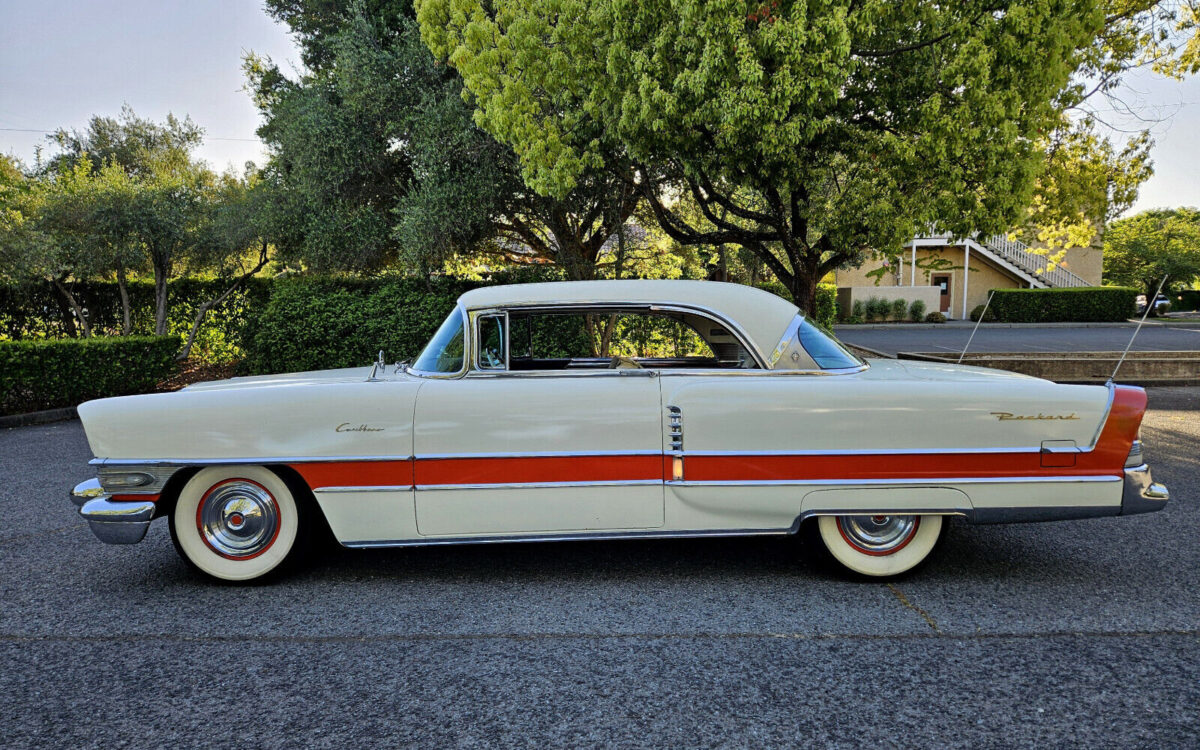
[2,389,1198,747]
[837,323,1200,355]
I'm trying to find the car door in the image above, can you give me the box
[411,310,665,536]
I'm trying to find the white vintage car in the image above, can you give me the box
[71,280,1168,581]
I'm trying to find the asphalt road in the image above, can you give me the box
[836,323,1200,355]
[2,389,1198,748]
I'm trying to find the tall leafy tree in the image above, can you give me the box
[1104,208,1200,313]
[418,0,1124,312]
[251,0,640,279]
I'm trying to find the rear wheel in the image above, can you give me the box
[816,514,944,578]
[169,466,306,582]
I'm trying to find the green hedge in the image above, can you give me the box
[1172,290,1200,311]
[0,278,272,362]
[0,336,179,415]
[987,287,1138,323]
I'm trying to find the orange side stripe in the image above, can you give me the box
[415,455,664,486]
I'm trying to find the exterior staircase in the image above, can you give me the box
[913,232,1090,288]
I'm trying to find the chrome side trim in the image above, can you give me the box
[313,485,413,493]
[667,406,683,453]
[1089,381,1117,449]
[668,475,1121,487]
[341,527,789,549]
[416,480,663,491]
[415,450,662,460]
[91,455,414,467]
[681,447,1046,457]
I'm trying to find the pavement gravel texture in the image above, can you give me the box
[2,388,1197,748]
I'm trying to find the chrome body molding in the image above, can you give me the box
[415,480,662,492]
[1121,464,1170,515]
[340,527,791,549]
[77,496,156,545]
[91,454,414,467]
[415,449,661,460]
[314,485,413,493]
[667,475,1122,487]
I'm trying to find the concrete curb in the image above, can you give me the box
[835,318,1200,331]
[0,407,78,429]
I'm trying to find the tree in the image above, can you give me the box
[251,0,641,280]
[1104,208,1200,314]
[418,0,1117,313]
[1018,118,1154,260]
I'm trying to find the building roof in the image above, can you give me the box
[457,279,799,359]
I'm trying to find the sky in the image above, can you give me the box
[0,1,1197,215]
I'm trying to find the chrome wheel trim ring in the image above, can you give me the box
[836,515,920,556]
[196,479,281,560]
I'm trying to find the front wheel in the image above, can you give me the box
[169,466,306,582]
[816,514,944,578]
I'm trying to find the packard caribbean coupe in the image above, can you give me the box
[70,280,1169,581]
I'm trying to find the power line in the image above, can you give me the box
[0,127,260,142]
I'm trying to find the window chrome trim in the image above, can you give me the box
[313,485,413,493]
[468,301,769,369]
[680,447,1048,456]
[406,304,471,380]
[768,314,804,367]
[416,480,663,491]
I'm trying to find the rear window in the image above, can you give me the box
[797,318,862,369]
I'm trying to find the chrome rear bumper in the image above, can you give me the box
[70,479,155,544]
[1121,464,1169,516]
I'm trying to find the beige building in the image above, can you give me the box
[836,232,1100,320]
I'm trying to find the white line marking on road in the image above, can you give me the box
[1167,327,1200,334]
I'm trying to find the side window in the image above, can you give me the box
[477,314,506,370]
[506,309,754,370]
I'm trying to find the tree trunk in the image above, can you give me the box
[50,277,91,338]
[116,266,132,336]
[153,262,169,336]
[790,268,820,318]
[176,242,271,361]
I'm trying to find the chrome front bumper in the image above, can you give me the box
[1122,464,1170,516]
[70,479,155,544]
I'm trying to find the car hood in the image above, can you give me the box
[181,366,408,392]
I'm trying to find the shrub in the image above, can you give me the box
[1174,290,1200,311]
[890,298,908,321]
[851,299,866,322]
[864,297,889,321]
[814,284,838,329]
[0,336,179,415]
[969,304,996,322]
[987,287,1138,323]
[925,311,947,323]
[1158,301,1171,315]
[908,299,926,322]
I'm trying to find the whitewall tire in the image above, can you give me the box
[169,466,304,582]
[816,514,944,578]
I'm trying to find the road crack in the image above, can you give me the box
[888,583,940,632]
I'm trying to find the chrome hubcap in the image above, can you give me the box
[837,515,919,555]
[198,480,279,559]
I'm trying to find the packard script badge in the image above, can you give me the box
[336,423,385,433]
[990,412,1079,421]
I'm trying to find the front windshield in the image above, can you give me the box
[412,308,465,373]
[797,318,863,369]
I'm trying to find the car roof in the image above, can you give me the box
[457,279,799,360]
